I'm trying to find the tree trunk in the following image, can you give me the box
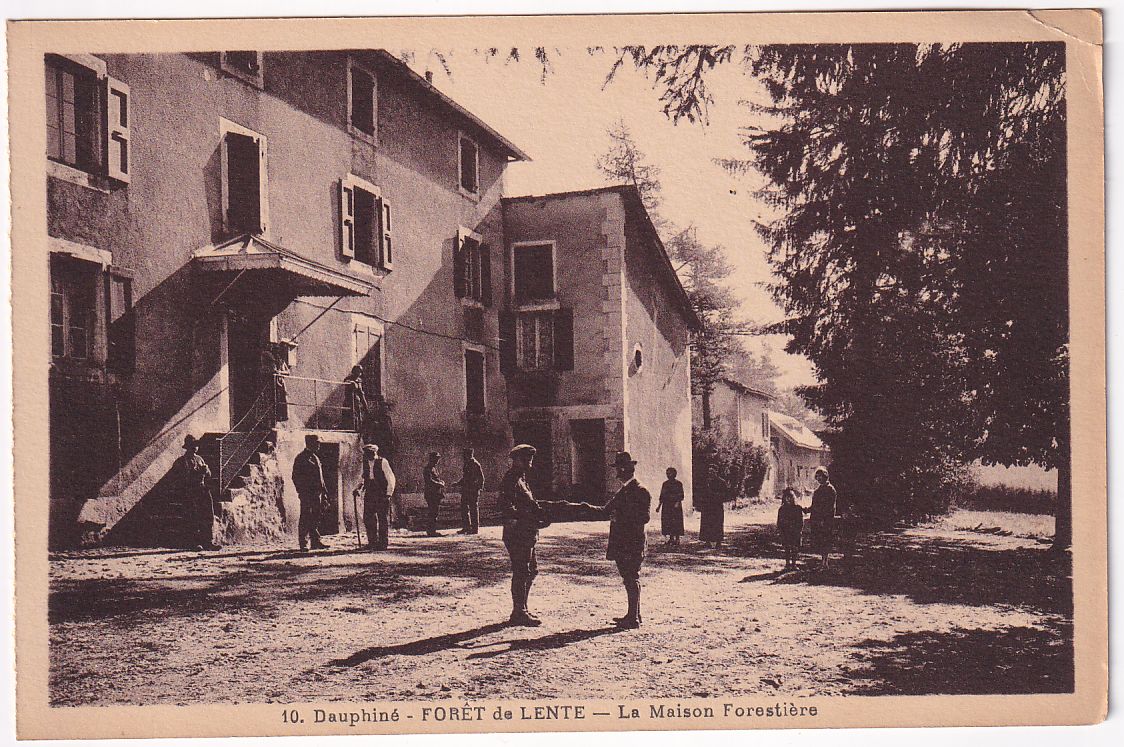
[1053,433,1072,550]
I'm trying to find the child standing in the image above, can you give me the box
[777,488,804,570]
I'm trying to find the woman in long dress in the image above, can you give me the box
[808,466,839,567]
[698,468,728,549]
[656,467,685,547]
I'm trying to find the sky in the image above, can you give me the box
[403,47,817,390]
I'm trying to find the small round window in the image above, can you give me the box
[633,345,643,371]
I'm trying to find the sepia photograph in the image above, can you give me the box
[8,8,1106,739]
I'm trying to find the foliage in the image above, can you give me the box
[692,425,771,501]
[595,122,778,399]
[614,43,1069,539]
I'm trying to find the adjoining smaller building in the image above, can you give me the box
[767,411,831,498]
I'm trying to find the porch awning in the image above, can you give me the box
[193,234,374,297]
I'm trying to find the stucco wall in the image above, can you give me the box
[620,199,694,506]
[51,51,515,544]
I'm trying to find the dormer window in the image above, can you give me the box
[458,132,479,195]
[220,51,264,88]
[348,60,377,143]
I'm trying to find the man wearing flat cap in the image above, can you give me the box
[359,443,396,551]
[577,451,652,629]
[177,434,219,551]
[499,443,580,626]
[292,434,329,552]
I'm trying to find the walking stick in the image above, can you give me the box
[352,486,363,549]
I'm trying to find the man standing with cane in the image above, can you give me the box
[357,443,396,551]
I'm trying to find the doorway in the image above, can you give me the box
[317,442,341,536]
[510,420,553,500]
[227,311,270,427]
[570,419,606,505]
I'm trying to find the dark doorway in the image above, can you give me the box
[511,420,553,500]
[570,419,606,505]
[317,442,341,536]
[227,311,270,426]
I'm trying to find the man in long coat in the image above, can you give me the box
[292,434,329,552]
[579,452,652,629]
[177,434,219,550]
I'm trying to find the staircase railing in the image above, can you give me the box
[283,375,357,432]
[218,382,277,491]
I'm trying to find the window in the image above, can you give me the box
[107,268,135,373]
[50,260,96,361]
[458,133,479,194]
[512,242,555,304]
[220,51,264,87]
[45,55,130,182]
[516,308,573,372]
[348,61,377,141]
[454,229,491,305]
[340,175,393,270]
[221,122,267,236]
[352,319,383,399]
[464,347,486,415]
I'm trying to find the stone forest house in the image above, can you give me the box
[502,186,700,505]
[767,411,831,497]
[693,378,830,500]
[44,50,696,548]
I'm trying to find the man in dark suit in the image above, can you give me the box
[578,451,652,629]
[453,447,485,535]
[292,434,329,552]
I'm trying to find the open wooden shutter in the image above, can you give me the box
[339,179,355,258]
[380,198,393,269]
[480,245,492,307]
[553,307,574,371]
[105,77,130,183]
[107,268,135,373]
[499,310,517,375]
[453,234,467,298]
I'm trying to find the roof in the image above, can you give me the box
[768,411,827,451]
[721,377,775,401]
[371,50,530,162]
[503,184,702,330]
[193,234,374,297]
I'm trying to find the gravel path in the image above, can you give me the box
[48,507,1072,705]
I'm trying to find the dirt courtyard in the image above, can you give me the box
[48,506,1073,706]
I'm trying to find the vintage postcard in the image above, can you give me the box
[8,9,1105,739]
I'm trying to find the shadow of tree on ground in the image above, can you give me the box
[841,622,1074,694]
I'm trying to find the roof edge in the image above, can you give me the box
[372,50,530,162]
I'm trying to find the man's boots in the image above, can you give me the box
[615,580,641,629]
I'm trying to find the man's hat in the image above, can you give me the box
[182,434,197,449]
[509,444,537,459]
[612,451,637,468]
[305,434,320,446]
[362,443,379,454]
[428,451,441,461]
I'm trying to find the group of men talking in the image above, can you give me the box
[288,435,654,630]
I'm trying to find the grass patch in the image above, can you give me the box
[940,509,1054,541]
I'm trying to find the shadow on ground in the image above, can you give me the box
[841,622,1074,694]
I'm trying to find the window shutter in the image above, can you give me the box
[339,179,355,258]
[499,310,517,375]
[104,77,130,183]
[553,307,574,371]
[380,198,393,269]
[257,138,269,234]
[453,235,467,298]
[480,245,492,307]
